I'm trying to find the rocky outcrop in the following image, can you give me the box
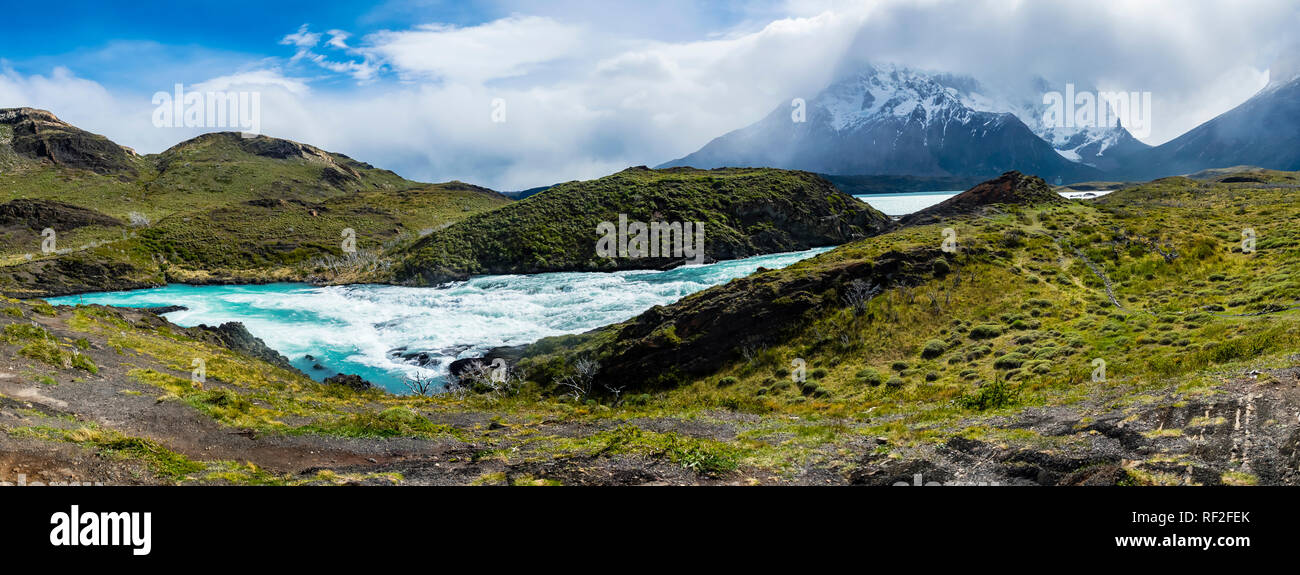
[188,322,296,372]
[0,255,161,299]
[0,108,139,175]
[900,171,1064,226]
[322,373,374,391]
[448,345,528,379]
[0,199,123,231]
[499,245,954,393]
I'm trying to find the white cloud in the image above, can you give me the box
[280,25,322,52]
[362,15,587,84]
[280,24,381,82]
[4,1,1298,190]
[194,70,311,96]
[325,30,352,50]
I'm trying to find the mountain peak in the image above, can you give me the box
[659,63,1102,183]
[0,107,139,175]
[816,63,979,132]
[0,107,63,125]
[157,131,364,186]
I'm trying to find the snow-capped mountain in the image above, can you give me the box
[1117,66,1300,179]
[659,64,1111,182]
[1034,122,1150,172]
[997,78,1151,172]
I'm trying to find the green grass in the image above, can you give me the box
[0,132,510,291]
[392,166,888,284]
[500,172,1300,454]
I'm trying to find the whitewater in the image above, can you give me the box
[49,248,830,392]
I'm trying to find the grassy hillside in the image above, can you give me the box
[392,166,891,285]
[5,169,1300,485]
[0,110,511,295]
[464,170,1300,485]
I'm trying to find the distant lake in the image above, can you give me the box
[855,189,1114,216]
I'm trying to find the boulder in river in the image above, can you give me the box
[322,373,373,392]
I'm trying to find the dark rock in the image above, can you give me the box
[0,255,163,299]
[0,108,139,175]
[1061,465,1130,486]
[388,347,444,368]
[448,345,528,379]
[438,344,473,356]
[0,198,124,231]
[323,373,373,392]
[138,305,187,315]
[188,322,297,373]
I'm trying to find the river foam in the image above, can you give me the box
[50,247,830,392]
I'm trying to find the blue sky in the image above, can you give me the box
[0,1,772,89]
[1,0,1295,189]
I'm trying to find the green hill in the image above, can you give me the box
[392,166,891,285]
[0,109,512,295]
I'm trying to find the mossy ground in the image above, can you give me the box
[0,171,1297,485]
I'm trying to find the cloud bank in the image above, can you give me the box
[2,0,1296,190]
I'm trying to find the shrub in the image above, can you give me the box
[70,352,98,374]
[716,376,738,387]
[854,368,885,386]
[3,323,51,343]
[800,384,829,398]
[954,379,1020,411]
[993,353,1026,370]
[921,339,946,359]
[969,324,1003,339]
[1010,319,1040,330]
[20,340,67,368]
